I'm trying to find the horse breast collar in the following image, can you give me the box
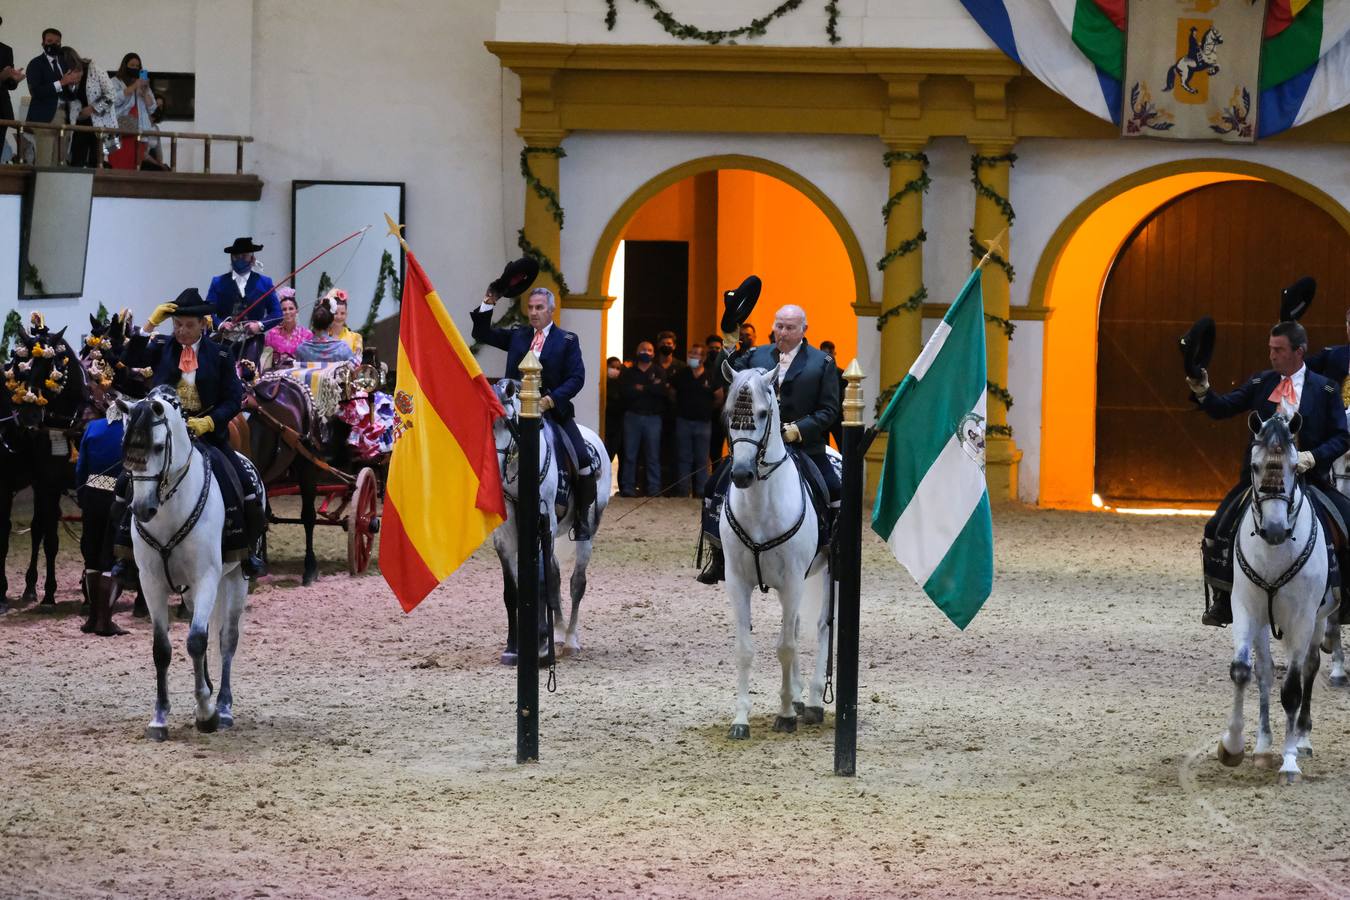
[135,448,213,595]
[1235,483,1319,641]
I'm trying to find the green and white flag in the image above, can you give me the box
[870,268,993,630]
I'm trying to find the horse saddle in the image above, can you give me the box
[543,420,599,514]
[701,451,832,560]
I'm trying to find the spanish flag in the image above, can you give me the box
[381,240,505,612]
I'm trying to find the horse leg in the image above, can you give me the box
[300,463,318,586]
[215,573,247,728]
[773,582,801,734]
[728,579,754,741]
[803,568,831,725]
[1218,614,1253,766]
[499,551,519,665]
[564,539,591,655]
[23,505,41,604]
[186,578,220,733]
[544,534,564,654]
[143,584,173,740]
[1251,634,1276,767]
[1295,637,1320,761]
[1326,614,1348,687]
[40,485,59,605]
[1277,654,1305,784]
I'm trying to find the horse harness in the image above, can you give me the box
[497,415,553,509]
[1235,482,1320,641]
[131,423,214,595]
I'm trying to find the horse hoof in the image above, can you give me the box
[793,701,805,715]
[145,725,169,742]
[21,590,36,605]
[301,567,318,587]
[728,724,750,741]
[1217,741,1244,767]
[772,716,797,734]
[1253,752,1278,770]
[500,651,518,666]
[801,706,825,725]
[196,711,220,734]
[218,711,234,729]
[1297,746,1313,759]
[1278,769,1302,786]
[1330,674,1349,688]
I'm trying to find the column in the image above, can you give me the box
[867,139,929,497]
[971,140,1020,502]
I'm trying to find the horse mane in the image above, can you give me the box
[1257,415,1294,455]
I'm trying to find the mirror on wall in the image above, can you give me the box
[291,180,406,336]
[19,169,95,299]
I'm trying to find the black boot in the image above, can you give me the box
[697,546,725,585]
[80,571,99,634]
[242,492,268,578]
[91,574,128,637]
[570,471,596,542]
[1203,588,1233,627]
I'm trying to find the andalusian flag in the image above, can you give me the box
[870,269,993,630]
[381,228,506,612]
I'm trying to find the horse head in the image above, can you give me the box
[492,379,522,476]
[725,367,782,489]
[7,326,84,432]
[1248,411,1301,545]
[118,385,191,522]
[1201,27,1223,63]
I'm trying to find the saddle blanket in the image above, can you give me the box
[265,362,355,420]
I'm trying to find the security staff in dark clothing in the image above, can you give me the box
[1191,320,1350,626]
[671,344,722,496]
[698,304,840,584]
[618,341,670,497]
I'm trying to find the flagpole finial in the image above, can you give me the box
[843,359,866,428]
[975,226,1010,272]
[519,351,543,420]
[384,212,411,255]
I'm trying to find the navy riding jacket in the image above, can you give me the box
[469,308,585,421]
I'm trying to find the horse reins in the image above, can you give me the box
[1236,481,1320,641]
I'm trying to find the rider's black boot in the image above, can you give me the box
[242,492,268,578]
[697,546,725,585]
[1203,589,1233,627]
[91,574,128,637]
[571,471,596,542]
[80,571,99,634]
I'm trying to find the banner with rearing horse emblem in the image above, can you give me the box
[1122,0,1266,143]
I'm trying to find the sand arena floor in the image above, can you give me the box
[1,494,1349,899]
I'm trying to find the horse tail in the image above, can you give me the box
[1164,67,1176,92]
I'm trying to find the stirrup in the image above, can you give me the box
[696,548,725,585]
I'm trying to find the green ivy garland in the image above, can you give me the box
[517,228,570,299]
[967,228,1015,283]
[359,249,401,342]
[1,309,21,359]
[604,0,807,44]
[316,271,334,299]
[970,152,1017,223]
[881,150,931,225]
[967,153,1020,438]
[521,146,566,229]
[875,229,926,273]
[825,0,841,44]
[875,380,900,419]
[875,286,927,332]
[876,150,931,332]
[22,262,46,295]
[95,303,110,325]
[986,380,1014,411]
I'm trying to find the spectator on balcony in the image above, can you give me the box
[108,52,156,170]
[139,94,170,171]
[261,288,312,370]
[64,49,117,168]
[326,289,364,358]
[26,28,82,167]
[0,17,24,162]
[295,298,356,364]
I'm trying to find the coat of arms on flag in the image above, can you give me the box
[1122,0,1266,142]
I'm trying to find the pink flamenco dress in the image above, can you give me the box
[264,324,312,369]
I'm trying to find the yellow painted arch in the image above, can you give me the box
[582,154,872,306]
[1031,158,1350,509]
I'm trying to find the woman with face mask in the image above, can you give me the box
[107,51,156,169]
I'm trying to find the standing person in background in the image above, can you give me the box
[328,289,364,358]
[704,333,726,462]
[671,344,721,497]
[604,355,625,481]
[618,340,668,498]
[139,93,170,170]
[108,52,156,169]
[64,49,116,168]
[655,330,685,490]
[818,340,845,450]
[26,28,81,166]
[0,17,24,161]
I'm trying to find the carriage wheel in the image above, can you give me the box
[347,467,380,575]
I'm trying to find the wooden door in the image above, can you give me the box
[1095,181,1350,504]
[622,240,690,358]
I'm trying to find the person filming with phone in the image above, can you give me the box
[108,51,156,169]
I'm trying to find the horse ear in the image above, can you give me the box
[151,400,164,416]
[721,358,736,385]
[758,367,777,390]
[90,314,100,329]
[1289,412,1303,436]
[114,398,130,415]
[1248,411,1263,435]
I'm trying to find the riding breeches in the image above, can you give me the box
[550,413,592,473]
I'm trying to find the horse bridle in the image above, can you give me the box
[727,386,788,482]
[1239,463,1319,641]
[1248,464,1303,541]
[496,412,552,506]
[127,400,213,594]
[128,410,196,507]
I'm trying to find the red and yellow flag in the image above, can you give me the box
[381,244,505,612]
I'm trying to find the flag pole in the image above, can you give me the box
[515,351,544,763]
[833,359,866,776]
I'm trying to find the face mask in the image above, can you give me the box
[688,357,702,368]
[636,352,653,364]
[658,346,674,357]
[231,258,251,274]
[607,368,621,379]
[46,43,61,55]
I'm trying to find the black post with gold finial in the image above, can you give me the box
[516,350,543,763]
[834,359,866,776]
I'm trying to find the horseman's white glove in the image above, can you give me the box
[1296,450,1315,474]
[1186,368,1209,398]
[782,421,802,444]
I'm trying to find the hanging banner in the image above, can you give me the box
[1122,0,1267,142]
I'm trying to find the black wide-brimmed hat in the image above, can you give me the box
[1281,276,1316,322]
[488,257,540,299]
[720,275,762,334]
[1179,316,1215,380]
[169,288,215,318]
[224,236,264,255]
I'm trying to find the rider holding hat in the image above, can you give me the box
[1188,317,1350,626]
[205,237,280,332]
[471,265,598,541]
[110,290,268,581]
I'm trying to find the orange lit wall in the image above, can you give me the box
[717,170,857,366]
[1039,172,1258,509]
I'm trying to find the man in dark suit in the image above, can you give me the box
[111,290,268,582]
[0,17,26,161]
[471,286,597,540]
[205,237,281,332]
[1305,308,1350,396]
[25,27,80,166]
[1189,320,1350,626]
[697,303,840,584]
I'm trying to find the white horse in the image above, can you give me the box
[117,386,250,740]
[720,367,831,740]
[490,380,609,663]
[1325,438,1350,687]
[1165,25,1222,95]
[1219,413,1335,783]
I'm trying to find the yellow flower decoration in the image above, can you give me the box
[44,378,61,391]
[35,396,48,406]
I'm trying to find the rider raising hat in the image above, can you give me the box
[110,290,268,582]
[1189,319,1350,627]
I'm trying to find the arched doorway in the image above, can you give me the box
[1030,160,1350,510]
[1095,182,1350,504]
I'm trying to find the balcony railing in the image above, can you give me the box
[1,119,253,175]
